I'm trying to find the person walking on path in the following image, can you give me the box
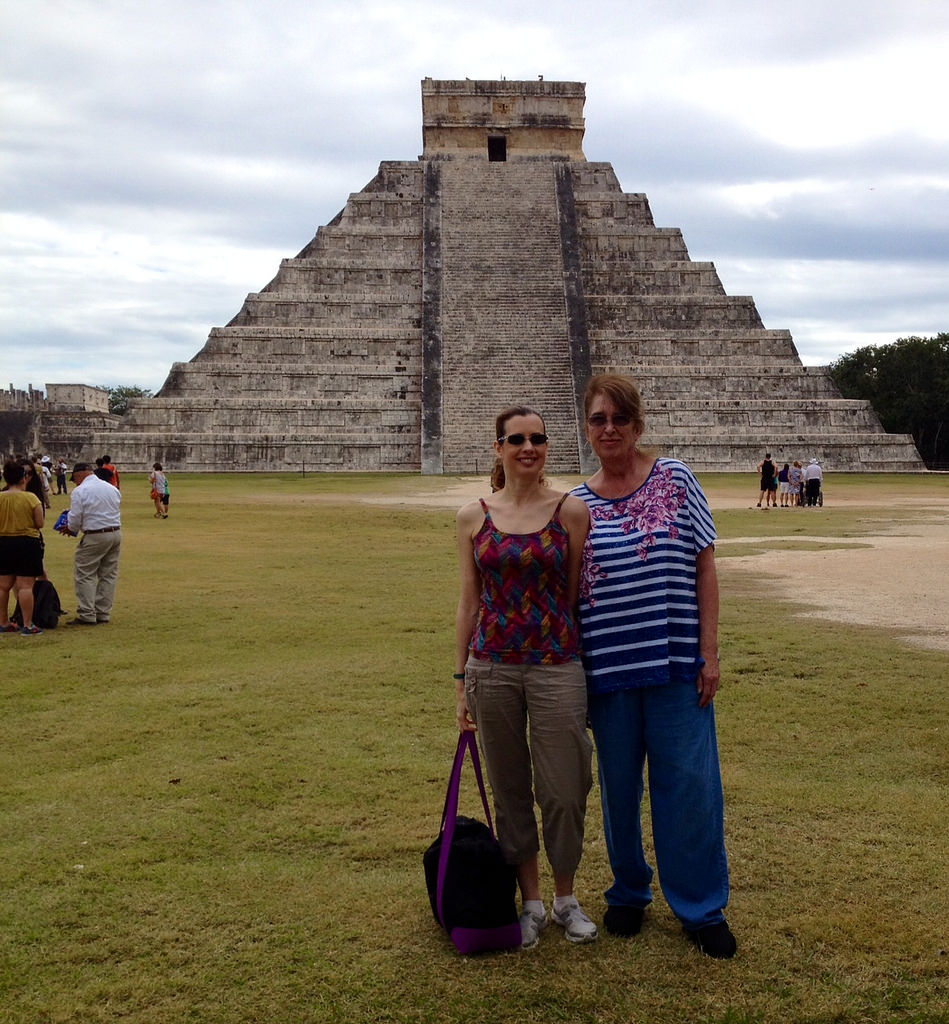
[571,373,736,959]
[149,463,169,518]
[455,405,596,950]
[57,462,122,625]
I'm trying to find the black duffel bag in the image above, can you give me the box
[423,732,521,954]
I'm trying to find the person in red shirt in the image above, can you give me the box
[96,456,120,489]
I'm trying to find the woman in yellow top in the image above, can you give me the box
[0,460,46,635]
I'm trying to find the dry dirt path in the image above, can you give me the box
[718,521,949,652]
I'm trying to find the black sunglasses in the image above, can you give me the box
[498,432,549,446]
[587,413,633,428]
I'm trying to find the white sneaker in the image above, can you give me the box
[552,899,598,943]
[519,907,549,949]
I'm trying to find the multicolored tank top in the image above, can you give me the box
[469,495,580,665]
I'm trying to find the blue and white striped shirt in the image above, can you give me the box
[572,459,716,694]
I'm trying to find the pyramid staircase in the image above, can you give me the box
[433,159,583,473]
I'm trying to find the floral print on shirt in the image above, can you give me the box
[581,465,688,606]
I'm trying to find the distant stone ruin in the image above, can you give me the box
[42,79,923,472]
[2,384,118,460]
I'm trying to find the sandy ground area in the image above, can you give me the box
[370,475,949,653]
[718,521,949,652]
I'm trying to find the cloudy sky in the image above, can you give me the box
[3,0,947,394]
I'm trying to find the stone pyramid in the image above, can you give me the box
[99,79,923,473]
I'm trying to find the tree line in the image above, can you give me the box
[828,334,949,470]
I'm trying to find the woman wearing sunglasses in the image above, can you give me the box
[572,373,736,959]
[455,405,596,949]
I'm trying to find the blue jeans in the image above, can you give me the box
[588,681,730,930]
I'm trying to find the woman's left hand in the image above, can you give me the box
[696,657,720,708]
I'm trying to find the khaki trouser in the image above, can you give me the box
[74,530,121,623]
[464,657,593,875]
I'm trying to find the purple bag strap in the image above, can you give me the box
[435,731,495,927]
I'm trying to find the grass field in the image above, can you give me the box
[1,473,947,1023]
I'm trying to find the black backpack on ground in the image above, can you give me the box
[12,579,66,630]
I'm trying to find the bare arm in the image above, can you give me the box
[33,501,45,530]
[454,502,484,732]
[560,494,591,611]
[695,544,720,708]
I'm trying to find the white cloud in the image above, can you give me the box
[2,0,948,393]
[713,257,949,364]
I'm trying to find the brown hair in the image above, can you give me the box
[583,373,646,432]
[490,405,547,492]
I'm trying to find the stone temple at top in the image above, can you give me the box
[94,78,923,472]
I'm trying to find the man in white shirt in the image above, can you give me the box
[804,459,823,507]
[58,462,122,625]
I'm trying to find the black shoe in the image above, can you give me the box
[603,905,644,937]
[685,921,737,959]
[65,618,97,626]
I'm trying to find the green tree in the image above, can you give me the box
[829,334,949,469]
[105,385,153,416]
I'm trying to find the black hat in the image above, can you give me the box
[70,462,93,479]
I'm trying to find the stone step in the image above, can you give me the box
[632,375,841,399]
[583,264,726,295]
[152,376,420,401]
[600,360,822,375]
[244,287,420,303]
[127,397,419,411]
[229,296,421,327]
[588,294,764,329]
[645,408,883,432]
[164,359,421,374]
[639,435,923,473]
[205,325,419,340]
[91,432,422,473]
[594,343,801,362]
[269,268,420,291]
[580,237,691,260]
[187,335,420,367]
[121,403,421,432]
[279,255,421,271]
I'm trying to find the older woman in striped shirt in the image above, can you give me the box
[572,373,736,960]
